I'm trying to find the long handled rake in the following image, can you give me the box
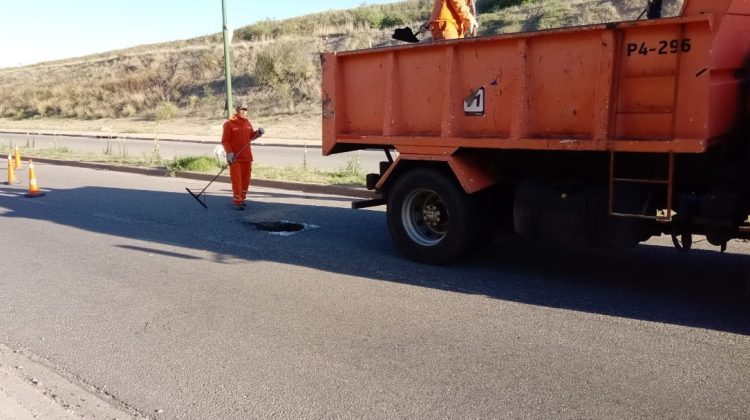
[186,128,264,209]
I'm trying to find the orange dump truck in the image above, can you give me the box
[322,0,750,264]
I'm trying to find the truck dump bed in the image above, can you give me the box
[322,0,750,156]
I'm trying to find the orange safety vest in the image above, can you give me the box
[221,114,255,162]
[429,0,474,40]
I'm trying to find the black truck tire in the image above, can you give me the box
[386,168,483,264]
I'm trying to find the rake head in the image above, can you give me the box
[186,187,208,209]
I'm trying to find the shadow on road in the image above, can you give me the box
[1,184,748,335]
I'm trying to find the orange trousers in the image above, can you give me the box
[429,21,462,41]
[229,161,252,205]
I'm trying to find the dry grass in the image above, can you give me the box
[480,0,684,34]
[0,113,323,141]
[0,0,684,139]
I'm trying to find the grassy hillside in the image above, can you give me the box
[0,0,684,138]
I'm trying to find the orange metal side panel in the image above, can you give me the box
[728,0,750,14]
[321,54,336,156]
[322,0,750,158]
[339,54,387,135]
[374,153,495,194]
[448,154,498,193]
[673,23,713,140]
[525,32,602,138]
[391,48,445,136]
[453,42,516,138]
[615,18,712,141]
[681,0,750,31]
[709,13,750,138]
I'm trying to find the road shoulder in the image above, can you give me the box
[0,343,141,419]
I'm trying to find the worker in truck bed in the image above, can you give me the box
[428,0,478,40]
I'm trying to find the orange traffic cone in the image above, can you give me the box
[13,146,22,170]
[24,160,45,197]
[4,154,19,185]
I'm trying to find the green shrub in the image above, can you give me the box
[235,20,278,41]
[37,102,62,117]
[353,6,386,28]
[380,12,407,28]
[232,0,432,40]
[155,101,179,120]
[13,108,39,120]
[477,0,533,13]
[273,83,295,113]
[253,39,319,109]
[165,156,221,176]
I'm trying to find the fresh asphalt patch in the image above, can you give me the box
[245,219,320,236]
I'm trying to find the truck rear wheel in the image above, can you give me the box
[387,168,483,264]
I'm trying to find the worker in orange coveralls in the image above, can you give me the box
[428,0,478,41]
[222,102,261,210]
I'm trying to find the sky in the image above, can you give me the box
[0,0,402,68]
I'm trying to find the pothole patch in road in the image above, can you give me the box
[245,220,319,236]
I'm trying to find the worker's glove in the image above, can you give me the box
[226,152,236,164]
[468,15,479,37]
[250,127,264,142]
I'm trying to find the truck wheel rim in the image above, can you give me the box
[402,188,448,246]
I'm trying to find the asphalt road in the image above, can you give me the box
[0,132,387,171]
[0,163,748,419]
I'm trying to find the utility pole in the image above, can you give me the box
[221,0,233,119]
